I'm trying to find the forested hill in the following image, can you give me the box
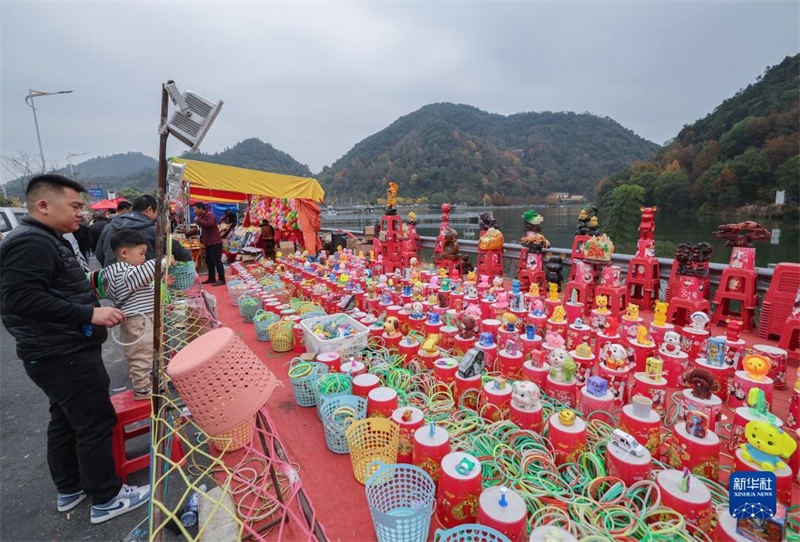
[597,54,800,213]
[318,103,659,205]
[184,138,313,178]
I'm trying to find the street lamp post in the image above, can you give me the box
[25,89,73,173]
[66,152,89,180]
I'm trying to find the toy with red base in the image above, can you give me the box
[413,423,450,484]
[544,347,578,407]
[547,410,587,466]
[628,331,656,373]
[694,357,733,403]
[436,452,482,529]
[497,341,523,379]
[520,325,542,359]
[580,376,614,419]
[455,372,482,410]
[605,429,652,485]
[730,366,774,410]
[754,344,788,391]
[397,336,420,363]
[522,359,549,389]
[631,360,668,417]
[654,469,712,533]
[390,407,425,464]
[509,381,543,433]
[728,406,784,456]
[594,330,621,363]
[477,486,527,542]
[571,343,596,379]
[482,378,512,422]
[434,357,459,385]
[619,396,662,455]
[734,449,794,506]
[566,320,593,351]
[438,325,458,351]
[668,421,720,481]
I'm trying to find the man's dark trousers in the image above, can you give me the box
[205,243,225,283]
[24,348,122,505]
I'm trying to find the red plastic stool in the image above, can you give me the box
[568,236,591,281]
[434,258,460,278]
[563,280,595,308]
[518,269,547,293]
[667,297,711,328]
[110,391,185,483]
[626,257,660,311]
[779,315,800,359]
[711,290,757,332]
[477,249,504,279]
[594,285,626,318]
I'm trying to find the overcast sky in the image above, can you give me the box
[2,1,798,182]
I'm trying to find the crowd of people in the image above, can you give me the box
[0,176,241,528]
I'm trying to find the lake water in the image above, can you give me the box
[326,205,798,268]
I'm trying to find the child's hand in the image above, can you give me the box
[166,275,175,286]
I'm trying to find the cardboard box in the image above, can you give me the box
[736,502,786,541]
[364,226,375,242]
[346,238,362,252]
[279,241,296,254]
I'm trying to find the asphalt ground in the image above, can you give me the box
[0,265,151,542]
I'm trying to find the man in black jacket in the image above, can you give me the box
[88,211,109,252]
[95,194,191,268]
[0,174,150,524]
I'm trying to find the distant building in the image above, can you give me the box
[553,192,570,199]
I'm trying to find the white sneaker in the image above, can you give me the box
[90,484,151,524]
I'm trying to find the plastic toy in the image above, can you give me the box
[659,331,682,355]
[636,325,653,346]
[427,312,441,325]
[743,354,771,381]
[384,316,401,337]
[410,302,424,319]
[548,283,559,301]
[686,368,715,400]
[707,337,725,367]
[586,376,608,397]
[529,283,540,297]
[689,311,709,332]
[464,304,482,320]
[544,254,566,291]
[544,331,566,349]
[511,381,540,411]
[550,306,566,324]
[595,295,609,314]
[645,357,663,380]
[421,334,440,354]
[574,343,592,358]
[610,429,645,457]
[725,319,743,342]
[605,344,628,370]
[558,409,576,426]
[549,348,576,383]
[531,300,545,317]
[457,348,484,378]
[624,303,639,321]
[525,325,537,340]
[501,312,517,331]
[459,315,477,340]
[478,332,495,348]
[685,410,708,439]
[653,300,668,326]
[385,182,398,215]
[740,421,797,470]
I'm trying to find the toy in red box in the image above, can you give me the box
[600,265,622,287]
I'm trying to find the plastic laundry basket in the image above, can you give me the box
[365,461,436,542]
[313,373,353,420]
[254,311,280,342]
[289,361,328,407]
[320,395,367,454]
[170,261,196,291]
[345,419,399,485]
[433,524,512,542]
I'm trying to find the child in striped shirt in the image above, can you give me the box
[105,230,169,400]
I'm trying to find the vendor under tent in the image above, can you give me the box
[170,158,324,254]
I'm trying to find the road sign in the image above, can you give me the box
[87,188,103,198]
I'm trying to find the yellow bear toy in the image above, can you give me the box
[551,306,566,324]
[595,295,609,314]
[624,303,639,321]
[530,283,540,297]
[636,325,653,346]
[653,300,668,326]
[740,420,798,471]
[548,283,559,302]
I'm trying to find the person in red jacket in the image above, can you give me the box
[193,203,225,286]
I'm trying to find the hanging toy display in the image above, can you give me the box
[250,196,302,233]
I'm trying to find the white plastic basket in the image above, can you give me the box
[300,313,369,357]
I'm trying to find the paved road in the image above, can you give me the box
[0,304,151,541]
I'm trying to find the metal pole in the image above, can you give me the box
[69,162,75,180]
[150,81,171,542]
[27,90,46,173]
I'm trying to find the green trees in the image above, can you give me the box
[653,170,690,212]
[602,184,645,251]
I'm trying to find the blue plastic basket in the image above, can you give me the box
[169,262,196,291]
[289,361,328,407]
[320,395,367,453]
[238,295,261,323]
[433,524,512,542]
[365,461,436,542]
[254,311,280,341]
[313,374,353,421]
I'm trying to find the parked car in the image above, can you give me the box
[0,207,28,239]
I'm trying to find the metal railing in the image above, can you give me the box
[321,228,776,295]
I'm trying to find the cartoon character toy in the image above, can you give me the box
[653,300,668,327]
[595,295,609,314]
[550,306,566,324]
[740,421,798,471]
[511,381,540,411]
[545,331,566,349]
[548,282,559,301]
[605,344,628,371]
[384,316,401,337]
[586,376,609,398]
[636,325,654,346]
[743,354,771,381]
[685,411,709,439]
[689,311,709,332]
[659,331,682,355]
[459,315,478,340]
[624,303,640,321]
[604,317,620,336]
[549,348,576,383]
[501,312,517,332]
[410,302,424,319]
[529,283,540,297]
[531,300,545,317]
[686,368,716,400]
